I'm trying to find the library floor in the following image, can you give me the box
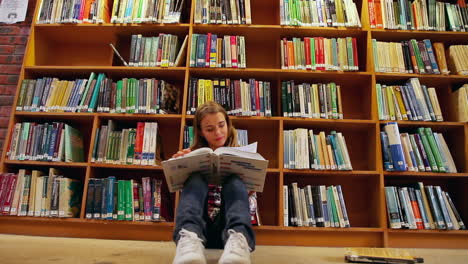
[1,234,468,264]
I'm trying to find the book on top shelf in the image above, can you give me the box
[162,142,268,192]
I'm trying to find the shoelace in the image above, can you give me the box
[225,229,251,255]
[178,229,204,254]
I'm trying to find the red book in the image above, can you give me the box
[205,33,212,67]
[1,174,17,214]
[318,37,325,71]
[133,122,145,164]
[230,36,238,68]
[255,80,260,116]
[304,37,311,69]
[235,80,242,115]
[408,188,424,229]
[25,123,36,159]
[132,182,140,220]
[282,38,288,69]
[374,0,383,29]
[142,177,152,221]
[368,0,377,28]
[352,37,359,70]
[0,174,9,211]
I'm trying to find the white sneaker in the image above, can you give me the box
[218,229,251,264]
[173,229,206,264]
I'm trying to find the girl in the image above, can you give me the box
[172,101,255,264]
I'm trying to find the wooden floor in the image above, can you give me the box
[1,234,468,264]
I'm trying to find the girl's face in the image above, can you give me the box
[200,112,228,150]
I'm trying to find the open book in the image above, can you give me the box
[162,143,268,193]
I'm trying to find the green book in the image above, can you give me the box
[78,72,96,111]
[410,39,425,74]
[330,132,345,170]
[125,180,133,221]
[346,37,354,70]
[117,180,125,220]
[115,80,122,113]
[126,129,136,164]
[376,83,384,120]
[372,39,379,72]
[88,73,105,112]
[423,128,446,172]
[91,127,100,162]
[310,38,316,69]
[330,83,338,118]
[417,128,438,172]
[385,86,395,120]
[64,124,84,162]
[190,34,198,67]
[327,187,339,227]
[16,79,29,110]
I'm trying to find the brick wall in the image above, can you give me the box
[0,0,36,149]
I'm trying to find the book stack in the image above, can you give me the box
[16,75,180,114]
[284,183,350,227]
[451,84,468,122]
[376,78,443,122]
[183,126,248,149]
[127,34,188,67]
[190,34,247,68]
[0,169,81,218]
[447,45,468,75]
[110,0,185,23]
[368,0,468,31]
[280,37,359,71]
[283,129,352,170]
[7,122,84,163]
[372,39,441,74]
[92,120,162,166]
[85,176,171,221]
[194,0,252,24]
[281,81,343,119]
[37,0,112,24]
[280,0,361,27]
[186,78,272,116]
[381,123,457,172]
[385,183,466,230]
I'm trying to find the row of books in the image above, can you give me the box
[372,39,443,74]
[385,183,465,230]
[127,34,187,67]
[186,78,272,116]
[452,84,468,122]
[190,34,246,68]
[194,0,252,24]
[37,0,185,24]
[280,0,361,27]
[85,177,169,221]
[376,78,443,122]
[368,0,468,31]
[183,125,249,149]
[448,45,468,75]
[284,183,350,227]
[381,123,456,173]
[284,129,353,170]
[111,0,184,23]
[7,122,85,163]
[281,81,343,119]
[92,120,163,166]
[0,169,81,218]
[280,37,359,71]
[16,75,180,114]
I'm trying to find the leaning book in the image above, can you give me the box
[162,143,268,193]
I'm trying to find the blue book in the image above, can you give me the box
[423,39,440,74]
[106,176,115,220]
[384,122,407,171]
[380,132,394,171]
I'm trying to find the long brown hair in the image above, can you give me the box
[190,101,238,150]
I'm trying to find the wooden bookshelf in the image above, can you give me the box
[0,0,467,249]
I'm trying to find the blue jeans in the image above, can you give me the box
[173,173,256,251]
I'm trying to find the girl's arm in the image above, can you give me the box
[172,148,192,158]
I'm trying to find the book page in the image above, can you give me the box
[162,153,213,192]
[229,142,258,153]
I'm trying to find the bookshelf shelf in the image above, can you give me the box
[3,160,88,168]
[0,0,466,249]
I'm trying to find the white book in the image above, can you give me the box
[283,185,289,226]
[162,143,268,192]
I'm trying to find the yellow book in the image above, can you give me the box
[45,78,59,110]
[393,86,408,120]
[204,79,213,102]
[53,81,67,111]
[451,86,468,122]
[337,85,343,119]
[197,79,205,106]
[60,81,75,112]
[385,86,395,120]
[27,170,44,216]
[427,87,443,121]
[319,132,330,170]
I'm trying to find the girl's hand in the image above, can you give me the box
[172,148,192,158]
